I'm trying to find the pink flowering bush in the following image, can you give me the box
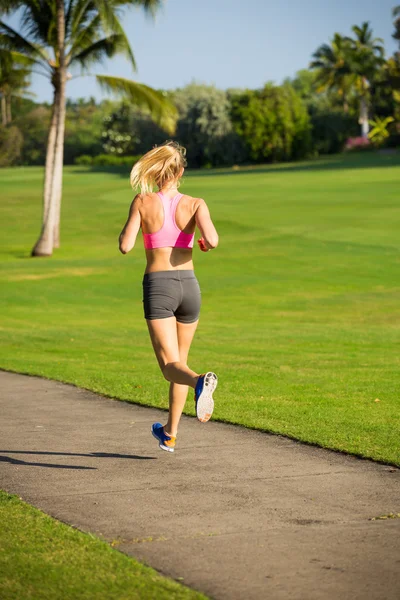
[345,136,372,151]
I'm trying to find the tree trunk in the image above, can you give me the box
[52,0,67,250]
[1,95,6,126]
[31,83,62,256]
[359,96,369,138]
[52,78,66,249]
[31,0,66,257]
[6,94,11,123]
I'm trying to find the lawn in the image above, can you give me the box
[0,491,206,600]
[1,152,400,465]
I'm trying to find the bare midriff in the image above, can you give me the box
[144,247,194,274]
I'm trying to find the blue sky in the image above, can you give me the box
[8,0,399,102]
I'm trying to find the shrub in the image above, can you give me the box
[15,106,50,165]
[74,154,141,167]
[0,125,23,166]
[367,116,395,146]
[64,99,104,164]
[344,136,372,151]
[309,107,359,154]
[230,83,312,163]
[74,154,93,166]
[173,84,246,167]
[385,131,400,149]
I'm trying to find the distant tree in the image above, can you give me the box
[0,50,32,125]
[310,34,354,113]
[101,101,138,156]
[311,23,385,138]
[285,69,359,155]
[0,123,23,165]
[393,5,400,48]
[64,98,104,163]
[173,83,245,167]
[284,69,319,104]
[16,105,51,165]
[345,22,385,137]
[230,83,312,163]
[0,0,177,257]
[389,6,400,119]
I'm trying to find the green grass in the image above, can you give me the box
[1,152,400,465]
[0,491,206,600]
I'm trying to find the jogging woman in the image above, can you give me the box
[119,141,219,453]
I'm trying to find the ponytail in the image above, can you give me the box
[130,141,187,194]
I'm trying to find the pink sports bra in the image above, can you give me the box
[142,192,195,250]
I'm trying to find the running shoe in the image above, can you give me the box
[194,372,218,423]
[151,422,176,453]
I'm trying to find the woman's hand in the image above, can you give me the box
[197,238,209,252]
[195,199,219,250]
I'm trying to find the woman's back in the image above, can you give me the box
[139,191,200,273]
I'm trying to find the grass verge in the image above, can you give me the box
[1,152,399,465]
[0,491,206,600]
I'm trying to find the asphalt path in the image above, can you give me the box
[1,370,399,600]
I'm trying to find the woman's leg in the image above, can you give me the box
[165,319,199,436]
[146,317,199,388]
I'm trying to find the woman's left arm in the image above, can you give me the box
[119,195,142,254]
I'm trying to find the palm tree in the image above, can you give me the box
[393,5,400,49]
[0,1,177,256]
[0,50,32,124]
[345,22,385,138]
[391,6,400,104]
[310,33,354,112]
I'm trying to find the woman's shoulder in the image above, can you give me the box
[180,194,205,210]
[134,192,159,209]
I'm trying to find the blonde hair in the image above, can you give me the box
[130,141,187,193]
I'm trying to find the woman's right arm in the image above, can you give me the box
[195,199,219,251]
[119,194,142,254]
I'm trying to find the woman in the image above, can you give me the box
[119,141,219,453]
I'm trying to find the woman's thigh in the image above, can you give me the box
[146,317,180,370]
[177,320,199,363]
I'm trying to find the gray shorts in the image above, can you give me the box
[142,270,201,324]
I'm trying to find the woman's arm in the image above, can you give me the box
[119,195,142,254]
[195,199,219,251]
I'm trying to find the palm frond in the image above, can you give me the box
[96,74,177,134]
[311,43,335,63]
[68,0,97,40]
[123,0,163,19]
[0,44,32,96]
[91,0,122,35]
[9,48,36,66]
[102,9,135,69]
[0,19,49,64]
[67,12,102,60]
[0,1,24,15]
[71,33,134,69]
[68,0,135,69]
[19,0,57,49]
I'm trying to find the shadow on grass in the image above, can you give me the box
[0,449,156,469]
[69,151,400,180]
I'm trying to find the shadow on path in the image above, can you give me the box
[0,449,156,470]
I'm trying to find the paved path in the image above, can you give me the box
[1,370,400,600]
